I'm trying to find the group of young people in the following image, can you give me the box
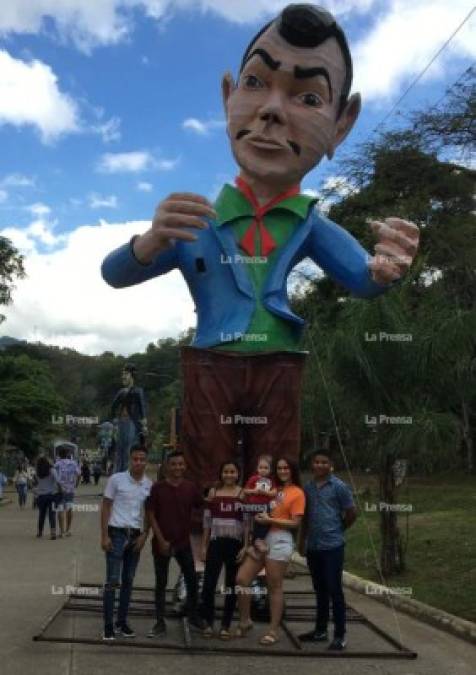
[100,445,356,650]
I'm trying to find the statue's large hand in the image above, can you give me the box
[368,218,420,285]
[133,193,216,264]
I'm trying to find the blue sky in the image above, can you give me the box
[0,0,474,355]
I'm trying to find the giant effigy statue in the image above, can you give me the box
[111,363,147,473]
[102,4,419,488]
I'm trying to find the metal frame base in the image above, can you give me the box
[33,583,417,659]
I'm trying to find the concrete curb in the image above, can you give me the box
[291,553,476,646]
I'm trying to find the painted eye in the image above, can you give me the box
[300,92,323,107]
[243,74,263,89]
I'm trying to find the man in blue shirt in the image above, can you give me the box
[299,451,356,650]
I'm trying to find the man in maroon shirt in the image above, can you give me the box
[146,451,205,636]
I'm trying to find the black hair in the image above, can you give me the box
[274,456,302,487]
[57,445,69,459]
[166,450,185,462]
[218,460,241,487]
[310,450,333,464]
[239,4,353,117]
[123,362,136,376]
[36,456,52,479]
[129,443,148,456]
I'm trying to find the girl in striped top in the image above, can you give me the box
[199,461,248,639]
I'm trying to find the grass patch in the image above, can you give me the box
[333,472,476,622]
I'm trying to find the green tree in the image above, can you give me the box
[0,236,25,324]
[293,107,475,575]
[0,353,64,458]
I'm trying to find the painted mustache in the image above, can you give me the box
[236,129,301,155]
[236,129,251,140]
[287,141,301,156]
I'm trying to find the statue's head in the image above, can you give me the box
[222,4,360,189]
[121,362,136,387]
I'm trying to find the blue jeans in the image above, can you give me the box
[16,483,28,507]
[37,494,57,534]
[103,528,141,628]
[307,545,346,638]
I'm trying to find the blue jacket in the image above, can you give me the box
[101,207,387,348]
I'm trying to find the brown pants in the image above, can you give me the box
[180,347,307,488]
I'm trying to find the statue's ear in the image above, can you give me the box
[222,71,236,116]
[327,93,361,160]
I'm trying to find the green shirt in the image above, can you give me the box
[213,183,317,353]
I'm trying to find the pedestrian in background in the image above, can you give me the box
[0,471,8,501]
[55,445,81,538]
[13,462,29,508]
[34,456,60,539]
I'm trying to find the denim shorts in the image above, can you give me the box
[56,492,74,511]
[265,530,294,562]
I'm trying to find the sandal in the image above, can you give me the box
[259,631,279,646]
[219,628,231,640]
[234,621,253,638]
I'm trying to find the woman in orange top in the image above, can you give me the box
[235,456,305,646]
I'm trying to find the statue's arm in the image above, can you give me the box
[101,236,179,289]
[308,212,391,299]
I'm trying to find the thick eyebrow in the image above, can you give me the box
[243,48,281,71]
[294,65,333,103]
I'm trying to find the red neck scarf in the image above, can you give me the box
[235,177,300,257]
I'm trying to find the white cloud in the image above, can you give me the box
[137,182,153,192]
[1,1,472,111]
[1,173,35,188]
[183,117,226,135]
[1,205,60,252]
[0,1,376,51]
[96,151,179,173]
[0,51,121,145]
[353,1,476,101]
[0,227,37,254]
[0,49,80,142]
[302,175,358,214]
[0,0,132,52]
[89,193,119,209]
[97,151,155,173]
[27,219,58,246]
[157,158,180,171]
[0,217,195,355]
[322,175,356,198]
[150,1,377,25]
[91,115,122,143]
[97,151,152,173]
[302,188,320,199]
[27,202,51,217]
[0,190,8,203]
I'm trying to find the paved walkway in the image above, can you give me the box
[1,483,475,675]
